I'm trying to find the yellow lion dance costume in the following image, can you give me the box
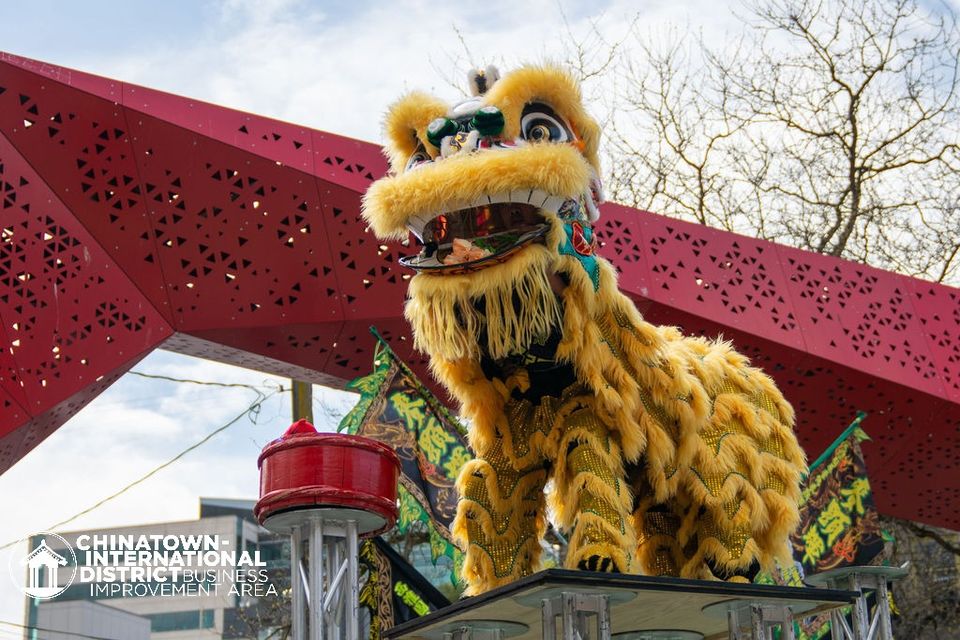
[363,65,806,595]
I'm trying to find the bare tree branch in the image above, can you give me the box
[590,0,960,285]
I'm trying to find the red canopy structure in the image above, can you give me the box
[1,52,957,529]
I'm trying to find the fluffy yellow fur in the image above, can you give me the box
[382,91,449,169]
[422,249,806,587]
[363,143,592,239]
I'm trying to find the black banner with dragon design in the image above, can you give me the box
[792,413,885,575]
[759,413,888,639]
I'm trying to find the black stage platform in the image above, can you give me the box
[385,569,858,639]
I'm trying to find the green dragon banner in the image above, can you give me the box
[358,538,451,640]
[339,331,468,600]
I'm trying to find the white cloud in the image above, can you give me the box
[41,0,742,142]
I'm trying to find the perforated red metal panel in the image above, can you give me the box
[594,202,654,316]
[1,52,958,529]
[777,245,945,398]
[0,112,172,471]
[129,114,342,332]
[0,62,175,323]
[875,399,960,525]
[123,84,317,173]
[0,135,171,410]
[910,281,960,403]
[628,208,806,351]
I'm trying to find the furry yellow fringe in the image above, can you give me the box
[406,246,562,362]
[381,91,450,170]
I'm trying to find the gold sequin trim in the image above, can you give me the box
[499,380,592,462]
[611,307,650,345]
[639,510,682,576]
[762,473,786,495]
[722,499,742,519]
[698,517,752,560]
[598,314,636,377]
[758,428,784,459]
[700,428,730,454]
[565,407,614,447]
[690,467,749,498]
[579,492,625,534]
[462,478,512,534]
[466,520,536,578]
[644,510,681,538]
[705,384,788,460]
[753,390,781,421]
[651,546,678,576]
[577,522,621,548]
[568,445,617,486]
[638,386,679,439]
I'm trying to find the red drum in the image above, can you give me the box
[255,419,400,537]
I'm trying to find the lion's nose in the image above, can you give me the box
[427,106,506,160]
[440,130,480,159]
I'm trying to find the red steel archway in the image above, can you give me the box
[1,52,957,529]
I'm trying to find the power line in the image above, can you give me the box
[0,388,285,551]
[127,370,281,391]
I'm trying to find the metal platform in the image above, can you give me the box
[385,569,858,639]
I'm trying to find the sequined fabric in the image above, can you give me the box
[455,378,636,589]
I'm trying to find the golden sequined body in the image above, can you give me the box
[439,260,806,594]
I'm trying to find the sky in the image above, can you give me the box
[1,0,957,628]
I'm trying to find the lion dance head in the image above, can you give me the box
[363,65,607,364]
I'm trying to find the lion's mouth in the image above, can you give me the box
[399,190,566,273]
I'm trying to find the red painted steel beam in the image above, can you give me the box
[1,52,957,529]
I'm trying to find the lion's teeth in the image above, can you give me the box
[541,196,564,213]
[509,190,529,204]
[407,212,433,238]
[488,192,511,204]
[533,191,551,208]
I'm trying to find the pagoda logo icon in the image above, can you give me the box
[8,532,77,599]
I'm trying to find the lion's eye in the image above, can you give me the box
[520,104,571,144]
[405,146,431,172]
[527,123,554,142]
